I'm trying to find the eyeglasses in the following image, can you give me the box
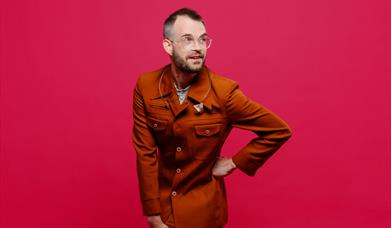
[168,35,213,49]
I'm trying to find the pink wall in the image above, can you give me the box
[1,0,390,227]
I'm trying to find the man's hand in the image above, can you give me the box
[212,156,237,178]
[146,215,169,228]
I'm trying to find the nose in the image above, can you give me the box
[191,39,202,51]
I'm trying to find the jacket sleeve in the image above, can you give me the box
[132,79,161,216]
[225,82,293,176]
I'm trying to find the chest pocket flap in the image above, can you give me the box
[194,123,223,137]
[146,117,168,131]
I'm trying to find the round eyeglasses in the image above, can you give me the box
[168,35,213,49]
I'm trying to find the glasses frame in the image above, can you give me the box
[167,35,213,49]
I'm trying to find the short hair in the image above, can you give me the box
[163,8,205,38]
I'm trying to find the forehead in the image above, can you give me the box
[171,15,206,37]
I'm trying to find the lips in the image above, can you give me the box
[188,55,203,59]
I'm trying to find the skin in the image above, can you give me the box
[162,15,207,89]
[147,15,237,228]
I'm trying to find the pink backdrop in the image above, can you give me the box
[1,0,390,227]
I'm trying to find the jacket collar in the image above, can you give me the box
[152,64,214,111]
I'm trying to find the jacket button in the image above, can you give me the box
[153,123,158,128]
[204,129,210,135]
[176,168,181,173]
[176,147,182,152]
[172,191,177,197]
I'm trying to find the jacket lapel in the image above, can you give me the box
[150,64,215,118]
[186,65,213,112]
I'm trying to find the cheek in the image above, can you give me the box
[174,48,187,59]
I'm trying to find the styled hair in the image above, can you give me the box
[163,8,205,38]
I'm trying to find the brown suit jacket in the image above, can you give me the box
[132,64,292,228]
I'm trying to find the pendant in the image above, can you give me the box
[193,103,204,113]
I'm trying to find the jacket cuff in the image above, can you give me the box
[142,198,161,216]
[232,152,258,177]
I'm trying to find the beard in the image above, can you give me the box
[172,49,205,73]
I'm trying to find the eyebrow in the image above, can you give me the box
[180,33,208,38]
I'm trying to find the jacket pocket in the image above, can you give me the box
[146,116,170,148]
[146,116,168,131]
[192,123,224,160]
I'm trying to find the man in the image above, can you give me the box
[132,8,292,228]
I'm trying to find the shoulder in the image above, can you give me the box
[208,67,239,97]
[135,66,166,88]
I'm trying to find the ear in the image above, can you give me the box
[162,38,173,56]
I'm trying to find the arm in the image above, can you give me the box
[225,82,293,176]
[132,79,161,216]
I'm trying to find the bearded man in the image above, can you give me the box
[132,8,293,228]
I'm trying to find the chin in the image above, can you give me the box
[189,62,204,71]
[189,66,203,72]
[177,60,205,73]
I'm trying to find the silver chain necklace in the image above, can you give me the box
[158,65,211,112]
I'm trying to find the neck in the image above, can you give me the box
[170,64,199,89]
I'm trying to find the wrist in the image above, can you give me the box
[147,215,161,223]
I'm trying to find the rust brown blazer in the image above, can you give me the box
[132,64,292,228]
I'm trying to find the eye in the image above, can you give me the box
[199,37,207,43]
[182,36,193,42]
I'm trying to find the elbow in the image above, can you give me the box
[283,124,293,141]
